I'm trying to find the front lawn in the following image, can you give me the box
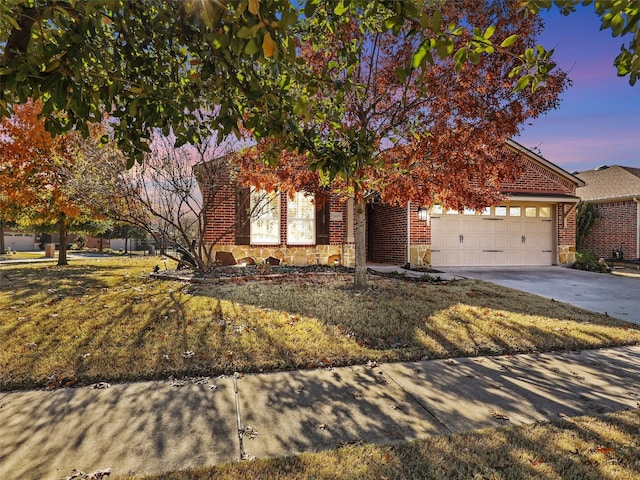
[1,257,638,391]
[0,251,47,260]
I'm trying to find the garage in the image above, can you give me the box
[430,204,554,267]
[3,231,36,251]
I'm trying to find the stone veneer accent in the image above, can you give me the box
[408,244,431,267]
[557,245,576,265]
[210,244,356,267]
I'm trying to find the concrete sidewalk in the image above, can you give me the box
[1,346,639,479]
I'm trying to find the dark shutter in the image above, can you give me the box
[236,188,251,245]
[315,194,330,245]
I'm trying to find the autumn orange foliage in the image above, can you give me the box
[0,101,114,263]
[238,1,567,210]
[236,1,567,287]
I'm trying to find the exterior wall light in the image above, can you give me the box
[417,207,428,222]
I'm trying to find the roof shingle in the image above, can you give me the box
[576,166,640,201]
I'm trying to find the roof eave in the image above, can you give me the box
[579,194,640,203]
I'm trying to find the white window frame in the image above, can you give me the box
[287,192,315,245]
[250,190,280,245]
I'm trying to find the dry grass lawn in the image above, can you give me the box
[1,256,638,391]
[121,410,640,480]
[0,251,47,260]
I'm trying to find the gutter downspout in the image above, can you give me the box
[634,197,640,260]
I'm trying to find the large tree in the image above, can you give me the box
[2,0,632,160]
[0,101,121,265]
[238,0,568,288]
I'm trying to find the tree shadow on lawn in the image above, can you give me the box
[0,264,129,301]
[2,272,638,391]
[188,276,640,361]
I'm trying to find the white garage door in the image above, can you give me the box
[4,232,36,251]
[431,204,554,267]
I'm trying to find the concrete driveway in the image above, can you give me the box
[441,266,640,325]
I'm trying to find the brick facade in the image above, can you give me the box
[582,200,638,260]
[367,204,407,264]
[501,157,577,195]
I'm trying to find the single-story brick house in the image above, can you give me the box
[202,139,583,267]
[576,165,640,261]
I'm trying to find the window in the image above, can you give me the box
[495,206,507,216]
[539,207,551,218]
[446,209,459,215]
[250,190,280,244]
[509,206,521,217]
[479,207,491,216]
[431,204,443,215]
[463,208,476,215]
[287,192,315,245]
[525,207,537,217]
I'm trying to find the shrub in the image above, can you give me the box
[74,235,87,249]
[573,250,609,273]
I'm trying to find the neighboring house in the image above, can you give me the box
[2,230,37,251]
[202,139,583,268]
[576,165,640,261]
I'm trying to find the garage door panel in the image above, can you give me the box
[431,205,554,267]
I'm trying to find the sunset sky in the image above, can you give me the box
[516,6,640,173]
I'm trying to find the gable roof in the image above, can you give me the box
[505,139,585,187]
[576,165,640,201]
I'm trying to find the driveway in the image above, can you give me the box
[441,266,640,325]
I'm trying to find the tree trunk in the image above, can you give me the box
[0,219,6,254]
[353,196,368,290]
[57,214,68,266]
[124,237,128,254]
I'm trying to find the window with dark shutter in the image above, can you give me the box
[236,187,251,245]
[316,194,330,245]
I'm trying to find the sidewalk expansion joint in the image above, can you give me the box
[380,366,453,434]
[233,376,255,461]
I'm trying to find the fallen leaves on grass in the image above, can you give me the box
[491,409,510,421]
[45,373,78,390]
[63,467,111,479]
[597,447,615,454]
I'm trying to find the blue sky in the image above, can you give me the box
[516,6,640,173]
